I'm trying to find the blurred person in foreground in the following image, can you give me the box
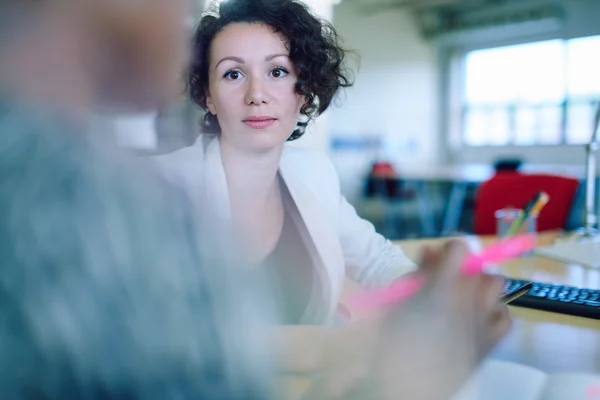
[0,1,511,400]
[0,0,273,398]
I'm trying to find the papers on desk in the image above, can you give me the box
[534,237,600,268]
[452,359,600,400]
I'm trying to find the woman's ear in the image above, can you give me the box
[296,93,308,114]
[206,90,217,115]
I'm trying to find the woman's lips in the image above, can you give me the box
[243,117,276,129]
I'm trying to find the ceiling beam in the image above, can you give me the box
[353,0,488,15]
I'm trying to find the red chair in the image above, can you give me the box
[473,172,580,235]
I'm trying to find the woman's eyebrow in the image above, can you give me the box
[265,53,288,61]
[215,56,245,69]
[214,53,289,69]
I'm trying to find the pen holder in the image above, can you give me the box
[495,208,537,254]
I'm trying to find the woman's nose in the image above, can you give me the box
[244,75,269,105]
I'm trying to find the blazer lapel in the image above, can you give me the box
[201,135,231,222]
[200,135,240,259]
[279,159,345,323]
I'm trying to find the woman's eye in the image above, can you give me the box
[270,67,289,78]
[224,70,243,80]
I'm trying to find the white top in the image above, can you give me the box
[153,134,416,324]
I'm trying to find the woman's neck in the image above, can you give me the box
[219,137,286,263]
[220,138,284,204]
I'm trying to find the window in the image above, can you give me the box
[462,35,600,146]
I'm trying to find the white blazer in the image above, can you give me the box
[153,134,416,324]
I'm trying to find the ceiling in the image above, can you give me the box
[338,0,560,38]
[341,0,505,15]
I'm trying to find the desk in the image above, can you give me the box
[389,232,600,374]
[284,232,600,399]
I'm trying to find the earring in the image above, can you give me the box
[203,112,214,127]
[288,120,309,141]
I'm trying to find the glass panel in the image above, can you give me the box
[538,105,562,145]
[461,35,600,146]
[566,103,593,144]
[464,39,565,106]
[488,108,511,145]
[567,36,600,98]
[514,107,537,145]
[464,109,489,146]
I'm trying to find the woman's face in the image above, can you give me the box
[205,22,304,152]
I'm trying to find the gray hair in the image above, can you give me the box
[0,101,275,399]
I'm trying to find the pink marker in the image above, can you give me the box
[349,234,537,311]
[462,233,536,275]
[348,274,427,311]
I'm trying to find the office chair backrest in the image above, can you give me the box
[473,172,580,235]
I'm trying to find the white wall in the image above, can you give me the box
[288,0,335,153]
[329,2,438,202]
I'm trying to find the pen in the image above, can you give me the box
[505,192,548,237]
[348,234,537,311]
[529,192,549,217]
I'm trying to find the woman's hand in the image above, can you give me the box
[305,239,512,400]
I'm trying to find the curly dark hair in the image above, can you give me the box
[188,0,355,140]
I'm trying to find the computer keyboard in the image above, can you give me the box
[502,277,600,320]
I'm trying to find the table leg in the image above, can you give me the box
[414,181,437,237]
[442,182,468,235]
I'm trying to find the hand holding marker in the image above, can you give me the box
[349,234,537,311]
[350,192,546,312]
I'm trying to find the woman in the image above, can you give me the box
[155,0,510,381]
[159,0,416,328]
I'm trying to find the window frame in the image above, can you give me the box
[450,35,600,148]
